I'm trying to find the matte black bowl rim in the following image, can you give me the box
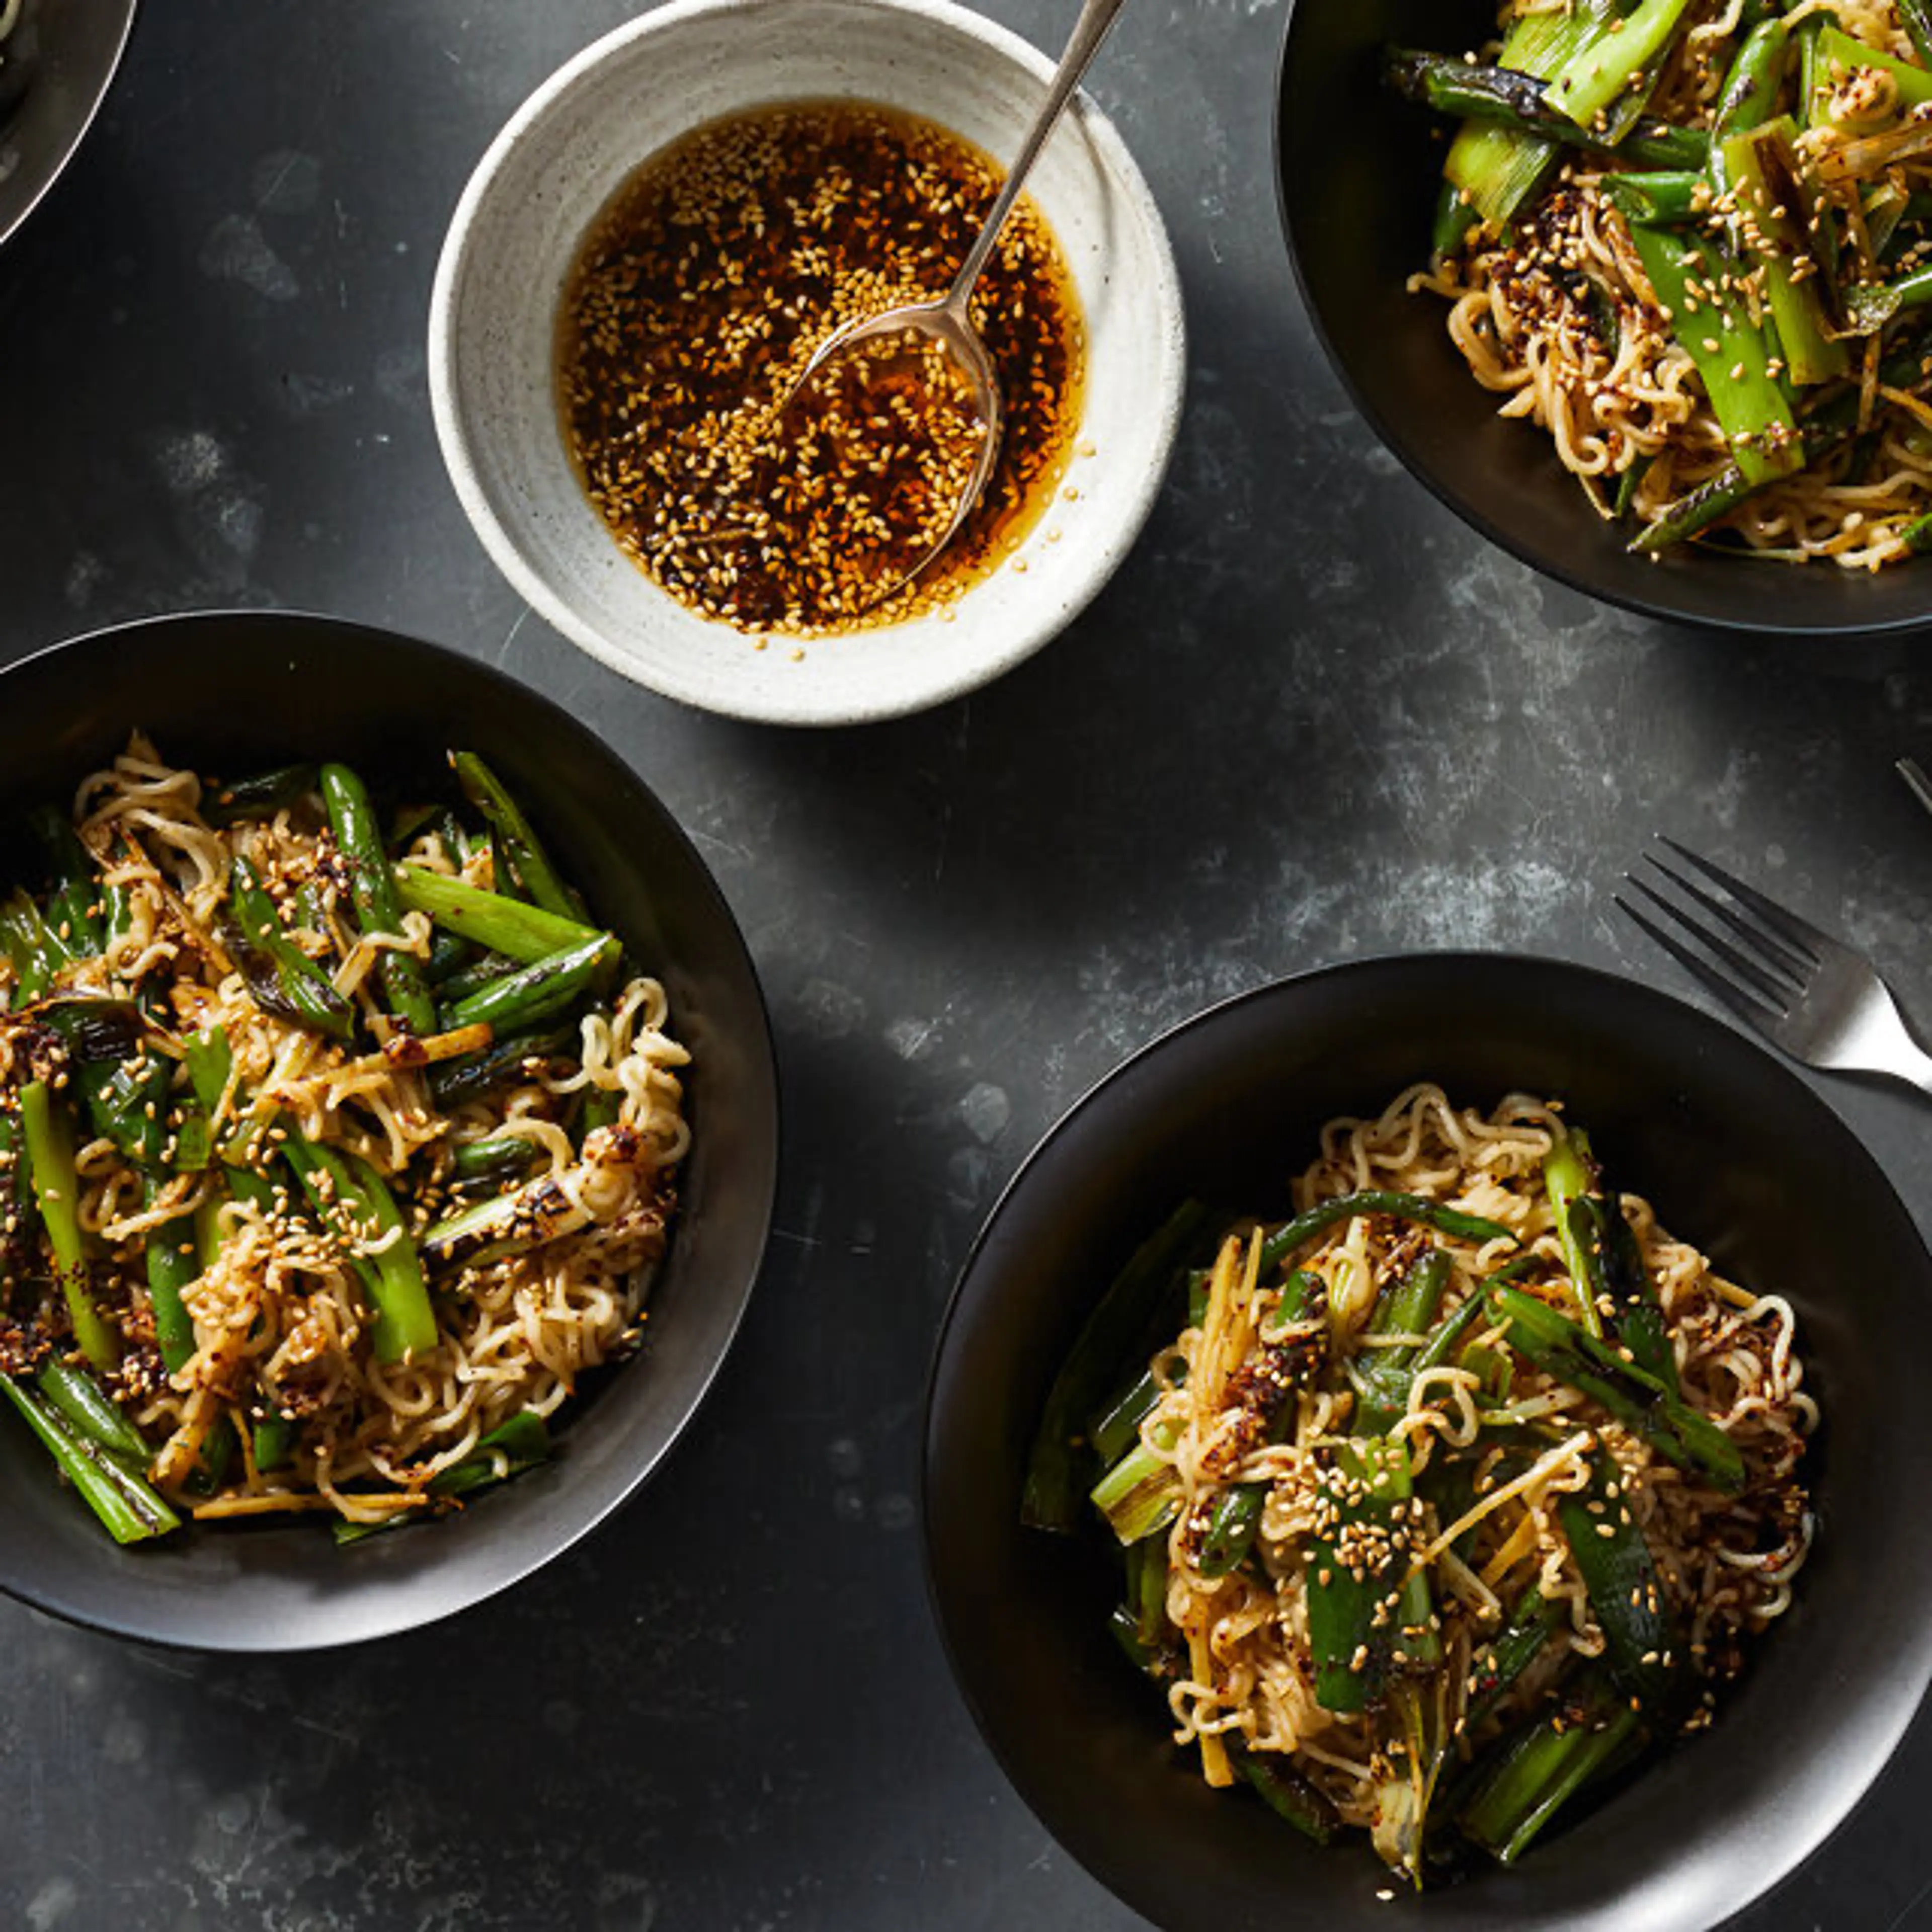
[1269,0,1932,642]
[0,609,781,1650]
[0,0,140,251]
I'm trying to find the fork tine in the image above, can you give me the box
[1622,877,1797,1011]
[1653,835,1828,964]
[1614,892,1788,1033]
[1639,853,1810,990]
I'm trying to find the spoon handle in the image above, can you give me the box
[945,0,1132,311]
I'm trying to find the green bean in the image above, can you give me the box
[321,763,436,1035]
[1545,1131,1675,1385]
[1258,1191,1517,1275]
[1556,1456,1683,1719]
[1711,17,1790,146]
[1464,1587,1564,1733]
[35,1358,150,1470]
[1458,1673,1644,1864]
[425,929,476,985]
[253,1412,296,1472]
[438,931,616,1036]
[436,951,523,1007]
[450,752,589,923]
[201,762,317,828]
[20,1079,117,1370]
[1350,1249,1454,1434]
[1607,170,1708,224]
[282,1136,437,1363]
[426,1024,572,1110]
[1197,1484,1267,1578]
[28,806,104,956]
[0,889,61,1000]
[1383,49,1710,171]
[144,1174,200,1375]
[0,1377,179,1544]
[448,1135,541,1188]
[1236,1749,1341,1844]
[394,865,604,963]
[1488,1285,1745,1491]
[1307,1433,1427,1714]
[223,858,355,1041]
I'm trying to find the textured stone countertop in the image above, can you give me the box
[3,3,1932,1927]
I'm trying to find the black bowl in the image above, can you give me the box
[924,953,1932,1930]
[1276,0,1932,653]
[0,0,137,249]
[0,611,779,1649]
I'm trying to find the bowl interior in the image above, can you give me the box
[0,611,779,1651]
[1277,0,1932,644]
[0,0,137,249]
[925,954,1932,1931]
[429,0,1185,725]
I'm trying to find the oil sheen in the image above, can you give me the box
[557,99,1087,636]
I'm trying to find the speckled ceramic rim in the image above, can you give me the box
[0,610,782,1651]
[923,950,1932,1930]
[428,0,1187,726]
[0,0,139,251]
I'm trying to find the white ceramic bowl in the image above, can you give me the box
[429,0,1186,727]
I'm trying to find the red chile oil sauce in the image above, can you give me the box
[556,99,1087,636]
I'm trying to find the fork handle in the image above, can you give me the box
[1832,985,1932,1099]
[1873,1038,1932,1099]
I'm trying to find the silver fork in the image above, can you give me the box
[1616,835,1932,1096]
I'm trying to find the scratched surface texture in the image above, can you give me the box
[4,3,1932,1929]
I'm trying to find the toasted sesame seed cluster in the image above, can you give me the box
[557,100,1086,635]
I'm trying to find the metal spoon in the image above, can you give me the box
[784,0,1130,604]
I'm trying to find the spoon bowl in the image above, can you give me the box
[785,300,1004,610]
